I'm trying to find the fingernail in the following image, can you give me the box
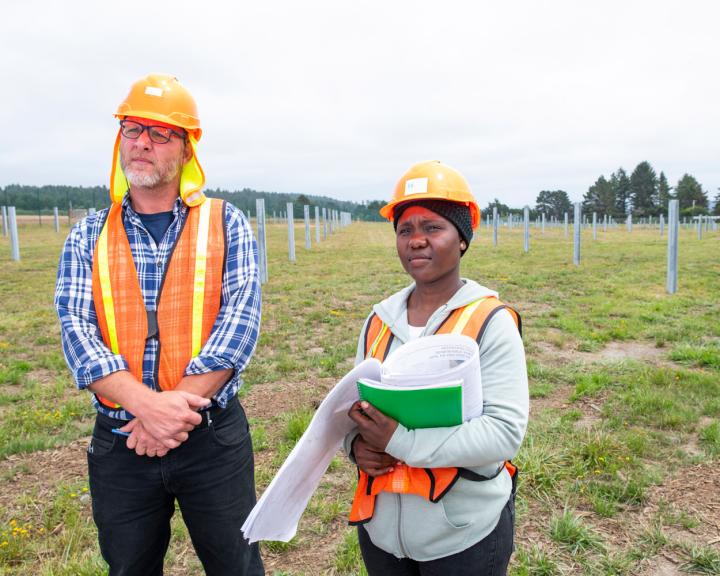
[360,401,369,409]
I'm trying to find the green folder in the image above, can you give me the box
[357,378,463,430]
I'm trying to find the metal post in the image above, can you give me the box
[8,207,20,261]
[592,212,597,240]
[523,206,530,253]
[53,206,60,233]
[255,199,268,284]
[1,206,7,236]
[564,212,568,237]
[303,205,311,249]
[287,202,296,262]
[666,200,679,294]
[627,213,633,233]
[541,213,545,234]
[573,203,581,266]
[314,206,320,244]
[492,207,498,247]
[659,214,664,236]
[323,207,328,239]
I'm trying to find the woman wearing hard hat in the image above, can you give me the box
[345,161,529,575]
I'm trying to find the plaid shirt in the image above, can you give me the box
[55,195,261,420]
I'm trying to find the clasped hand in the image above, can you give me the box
[118,390,210,457]
[348,401,401,477]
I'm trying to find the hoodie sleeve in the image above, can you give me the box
[342,313,374,461]
[384,309,529,469]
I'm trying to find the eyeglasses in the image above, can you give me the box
[119,120,186,144]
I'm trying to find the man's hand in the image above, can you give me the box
[119,419,169,458]
[352,435,399,477]
[348,401,399,450]
[131,390,210,449]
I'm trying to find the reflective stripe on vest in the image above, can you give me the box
[349,296,521,525]
[91,198,225,408]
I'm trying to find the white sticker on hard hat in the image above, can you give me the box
[145,86,163,97]
[404,177,428,196]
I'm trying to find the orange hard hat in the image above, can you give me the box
[114,74,202,141]
[110,74,206,206]
[380,161,481,229]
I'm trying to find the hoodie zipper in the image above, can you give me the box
[396,494,410,558]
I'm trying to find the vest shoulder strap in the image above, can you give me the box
[364,296,522,361]
[363,313,395,361]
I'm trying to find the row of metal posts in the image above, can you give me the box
[485,200,687,294]
[484,210,717,235]
[0,201,710,295]
[253,200,352,284]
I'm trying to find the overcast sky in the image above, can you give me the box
[2,0,718,207]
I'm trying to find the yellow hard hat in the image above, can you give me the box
[110,74,205,206]
[380,160,481,229]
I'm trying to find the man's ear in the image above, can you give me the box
[183,141,193,164]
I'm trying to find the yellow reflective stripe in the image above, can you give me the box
[191,199,212,357]
[450,298,487,334]
[369,323,389,358]
[97,221,119,354]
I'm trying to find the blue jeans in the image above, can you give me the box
[87,396,264,576]
[358,496,514,576]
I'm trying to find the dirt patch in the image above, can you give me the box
[532,339,670,369]
[643,463,720,543]
[242,377,337,423]
[0,439,89,511]
[593,341,667,363]
[636,556,683,576]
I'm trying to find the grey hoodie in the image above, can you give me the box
[344,279,529,561]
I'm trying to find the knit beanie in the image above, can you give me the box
[393,199,474,251]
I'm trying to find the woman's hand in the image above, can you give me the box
[352,435,399,477]
[348,401,399,450]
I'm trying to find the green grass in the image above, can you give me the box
[0,221,718,574]
[680,544,720,574]
[333,529,368,576]
[549,508,604,554]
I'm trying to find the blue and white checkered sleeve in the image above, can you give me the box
[54,216,130,390]
[184,203,262,404]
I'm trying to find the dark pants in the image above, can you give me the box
[358,497,514,576]
[87,396,264,576]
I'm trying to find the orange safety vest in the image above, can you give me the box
[91,198,226,408]
[349,296,521,525]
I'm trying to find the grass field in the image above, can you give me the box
[0,217,718,575]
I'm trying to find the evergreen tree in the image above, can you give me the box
[629,161,658,217]
[535,190,572,219]
[713,189,720,216]
[485,198,511,214]
[657,172,673,211]
[675,174,708,215]
[610,168,631,217]
[582,176,615,216]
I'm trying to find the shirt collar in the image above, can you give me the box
[121,193,186,219]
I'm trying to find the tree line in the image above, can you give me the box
[530,162,718,220]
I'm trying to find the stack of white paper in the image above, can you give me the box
[241,333,482,543]
[381,334,483,419]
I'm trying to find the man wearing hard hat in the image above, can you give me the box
[55,74,264,575]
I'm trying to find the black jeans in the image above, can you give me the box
[358,496,514,576]
[87,396,264,576]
